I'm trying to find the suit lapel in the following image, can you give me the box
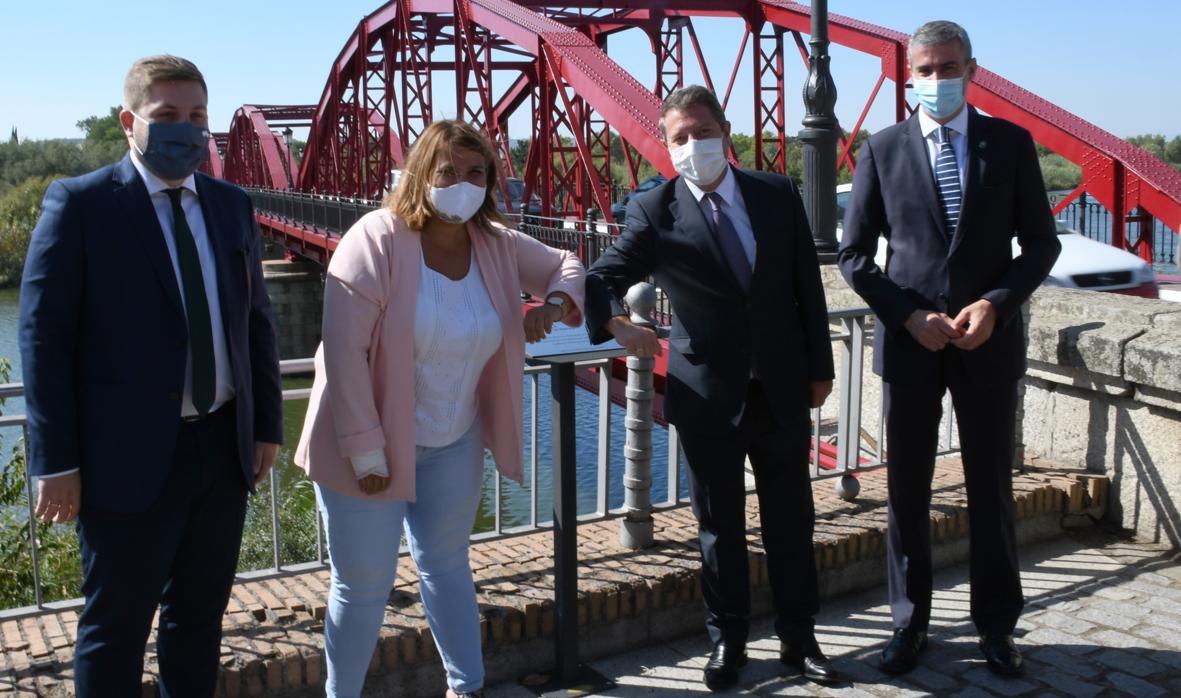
[904,115,948,239]
[112,155,185,316]
[671,175,741,293]
[949,110,989,257]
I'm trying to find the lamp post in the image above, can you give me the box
[799,0,840,263]
[282,126,295,190]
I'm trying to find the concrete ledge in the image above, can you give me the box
[0,459,1106,697]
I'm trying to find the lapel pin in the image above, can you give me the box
[978,140,987,149]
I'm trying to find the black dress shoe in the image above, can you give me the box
[879,628,927,675]
[980,634,1023,676]
[703,641,747,691]
[780,639,839,684]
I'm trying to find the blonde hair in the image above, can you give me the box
[123,55,207,113]
[386,120,508,231]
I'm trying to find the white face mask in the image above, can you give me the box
[669,137,728,186]
[429,181,486,223]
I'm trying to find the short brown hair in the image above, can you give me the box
[659,85,727,141]
[386,120,507,232]
[123,55,207,113]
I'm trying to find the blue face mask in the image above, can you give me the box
[912,77,967,120]
[131,111,210,181]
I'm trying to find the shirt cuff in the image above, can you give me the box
[349,450,388,479]
[38,468,79,479]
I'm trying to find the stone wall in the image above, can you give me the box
[262,259,323,361]
[1023,288,1181,547]
[821,269,1181,548]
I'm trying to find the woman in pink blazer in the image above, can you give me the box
[295,120,585,698]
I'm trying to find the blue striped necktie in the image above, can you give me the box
[934,126,961,237]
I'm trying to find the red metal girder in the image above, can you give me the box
[654,15,686,99]
[753,21,786,174]
[462,0,672,176]
[683,18,715,94]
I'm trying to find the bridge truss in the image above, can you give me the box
[220,0,1181,260]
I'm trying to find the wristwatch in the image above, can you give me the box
[546,295,566,316]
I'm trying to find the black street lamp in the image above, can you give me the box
[282,126,295,191]
[799,0,840,263]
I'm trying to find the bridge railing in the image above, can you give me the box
[0,306,970,617]
[1049,191,1179,268]
[247,188,683,321]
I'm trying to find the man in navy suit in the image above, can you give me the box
[586,86,836,690]
[838,21,1060,677]
[19,55,283,697]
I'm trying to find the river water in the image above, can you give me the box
[0,287,685,533]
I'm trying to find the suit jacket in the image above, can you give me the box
[294,210,586,502]
[586,168,834,434]
[19,154,284,513]
[837,110,1061,385]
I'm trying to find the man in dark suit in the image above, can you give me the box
[838,21,1060,677]
[19,55,283,697]
[586,85,836,690]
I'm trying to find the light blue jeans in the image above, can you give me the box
[316,422,485,697]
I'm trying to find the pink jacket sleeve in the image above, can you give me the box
[513,230,586,326]
[321,213,392,458]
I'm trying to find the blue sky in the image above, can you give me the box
[2,1,1178,144]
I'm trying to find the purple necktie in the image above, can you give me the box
[703,191,753,292]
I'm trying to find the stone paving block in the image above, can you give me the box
[960,667,1038,696]
[1027,646,1101,679]
[1021,627,1099,654]
[1089,628,1153,650]
[1075,606,1140,631]
[1027,610,1097,636]
[1091,647,1168,678]
[1107,671,1167,698]
[949,687,994,698]
[1031,670,1103,698]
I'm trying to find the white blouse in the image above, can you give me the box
[347,249,504,478]
[411,249,504,447]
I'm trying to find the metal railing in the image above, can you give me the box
[1050,191,1179,268]
[0,304,970,617]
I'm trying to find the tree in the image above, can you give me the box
[1165,136,1181,170]
[7,127,15,145]
[76,106,126,150]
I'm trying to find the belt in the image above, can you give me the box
[180,399,232,424]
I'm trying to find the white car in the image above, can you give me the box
[834,183,1157,296]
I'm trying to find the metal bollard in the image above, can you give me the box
[620,282,657,549]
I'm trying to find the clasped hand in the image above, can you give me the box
[904,299,997,352]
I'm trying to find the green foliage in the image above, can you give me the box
[1039,152,1081,192]
[76,107,127,152]
[0,357,83,607]
[0,175,58,285]
[1166,136,1181,168]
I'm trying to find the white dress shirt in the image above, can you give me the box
[918,106,969,190]
[684,166,757,269]
[131,153,235,417]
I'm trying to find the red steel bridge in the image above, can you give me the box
[207,0,1181,268]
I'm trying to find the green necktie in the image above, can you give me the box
[164,188,215,416]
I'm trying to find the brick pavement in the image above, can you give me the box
[482,528,1181,697]
[0,458,1109,696]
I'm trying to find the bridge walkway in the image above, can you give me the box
[487,529,1181,697]
[0,457,1111,696]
